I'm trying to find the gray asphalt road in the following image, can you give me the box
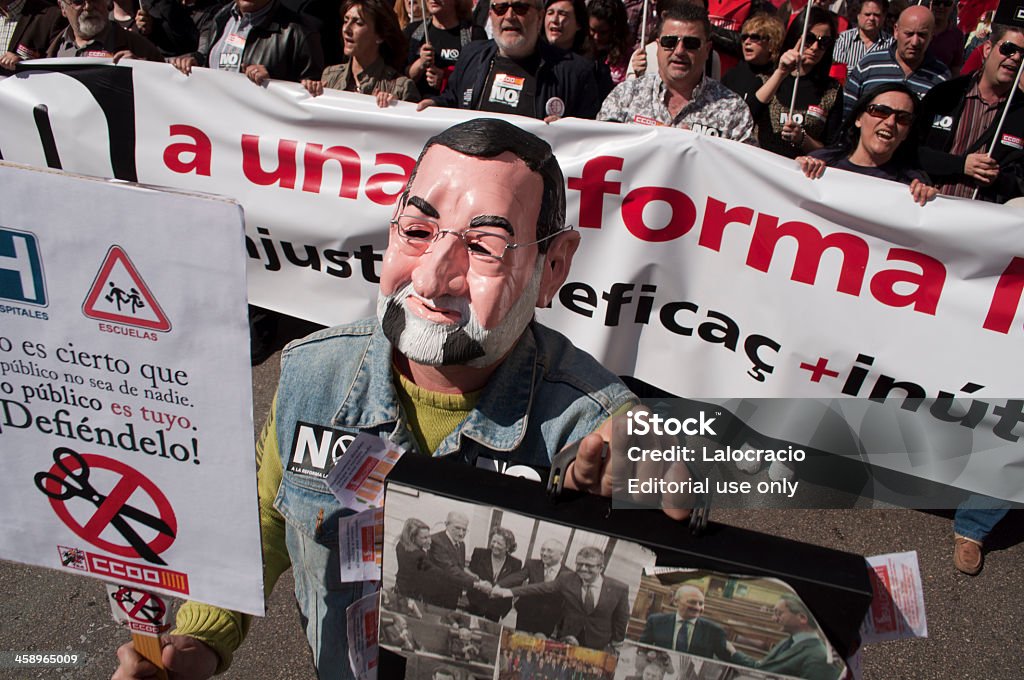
[1,319,1021,679]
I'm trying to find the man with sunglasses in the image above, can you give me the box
[46,0,163,60]
[599,4,753,141]
[111,118,665,680]
[832,0,890,72]
[843,5,949,116]
[417,0,600,119]
[919,26,1024,199]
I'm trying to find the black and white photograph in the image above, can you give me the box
[624,572,847,680]
[381,481,657,670]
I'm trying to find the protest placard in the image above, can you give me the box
[0,162,263,615]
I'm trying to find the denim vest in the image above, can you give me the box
[272,318,634,679]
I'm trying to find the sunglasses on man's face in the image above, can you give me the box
[491,1,535,16]
[998,40,1024,59]
[865,103,914,125]
[740,32,767,43]
[802,32,834,49]
[658,34,703,51]
[930,0,953,7]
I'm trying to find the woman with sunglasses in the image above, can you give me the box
[322,0,420,105]
[748,6,843,157]
[796,82,938,205]
[723,14,786,106]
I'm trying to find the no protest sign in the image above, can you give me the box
[0,162,264,616]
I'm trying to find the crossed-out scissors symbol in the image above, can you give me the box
[35,447,175,565]
[112,587,166,624]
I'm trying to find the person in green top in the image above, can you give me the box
[112,118,688,680]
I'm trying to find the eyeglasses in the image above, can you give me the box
[491,1,536,16]
[865,103,914,125]
[575,561,603,571]
[998,41,1024,59]
[802,32,834,50]
[740,32,768,43]
[658,34,703,51]
[391,215,572,271]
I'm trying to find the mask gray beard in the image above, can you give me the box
[377,258,545,368]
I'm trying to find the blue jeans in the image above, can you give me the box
[954,496,1009,542]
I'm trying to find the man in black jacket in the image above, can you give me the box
[416,0,600,120]
[170,0,323,93]
[919,23,1024,203]
[1,0,66,70]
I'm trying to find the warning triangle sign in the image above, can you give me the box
[82,246,172,332]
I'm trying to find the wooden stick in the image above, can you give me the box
[788,1,814,119]
[131,632,168,680]
[640,0,650,47]
[419,0,431,47]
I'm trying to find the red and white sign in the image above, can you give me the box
[38,450,177,564]
[107,584,172,635]
[82,245,171,331]
[0,161,263,615]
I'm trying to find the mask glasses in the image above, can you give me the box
[658,34,703,50]
[865,103,914,126]
[998,41,1024,59]
[491,1,535,16]
[802,32,834,49]
[391,215,573,274]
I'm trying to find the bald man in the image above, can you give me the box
[843,5,950,115]
[639,584,737,662]
[426,512,481,609]
[509,538,573,635]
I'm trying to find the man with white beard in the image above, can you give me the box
[416,0,599,119]
[112,118,687,680]
[46,0,163,59]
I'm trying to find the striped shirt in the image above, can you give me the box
[937,77,1004,198]
[843,42,950,116]
[832,27,891,70]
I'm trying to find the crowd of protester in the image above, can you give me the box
[4,0,1019,207]
[2,0,1015,573]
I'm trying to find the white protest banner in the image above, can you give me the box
[0,162,264,615]
[2,62,1023,500]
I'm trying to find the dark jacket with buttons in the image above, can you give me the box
[919,74,1024,203]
